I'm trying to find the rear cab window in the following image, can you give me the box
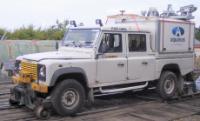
[128,34,146,52]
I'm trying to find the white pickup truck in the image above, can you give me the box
[10,5,197,119]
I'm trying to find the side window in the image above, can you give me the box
[128,34,146,52]
[99,33,122,53]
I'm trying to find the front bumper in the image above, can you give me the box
[10,85,35,108]
[12,74,48,93]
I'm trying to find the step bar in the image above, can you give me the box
[99,82,148,94]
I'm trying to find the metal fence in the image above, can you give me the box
[0,40,58,70]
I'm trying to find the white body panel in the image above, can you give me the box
[96,57,127,84]
[155,55,194,79]
[39,59,97,87]
[160,20,194,52]
[128,55,155,82]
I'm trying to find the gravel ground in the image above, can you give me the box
[1,70,200,121]
[175,115,200,121]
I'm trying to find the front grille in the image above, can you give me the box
[20,61,38,80]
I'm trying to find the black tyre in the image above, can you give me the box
[51,79,85,116]
[157,71,178,99]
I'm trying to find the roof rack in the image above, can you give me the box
[160,4,197,20]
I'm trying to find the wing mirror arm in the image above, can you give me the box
[95,53,104,59]
[95,43,107,59]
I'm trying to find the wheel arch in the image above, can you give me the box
[161,63,181,77]
[50,67,89,93]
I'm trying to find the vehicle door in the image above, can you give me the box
[96,32,127,85]
[126,33,155,82]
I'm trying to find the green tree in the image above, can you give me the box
[3,19,69,40]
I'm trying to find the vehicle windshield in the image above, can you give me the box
[63,29,100,48]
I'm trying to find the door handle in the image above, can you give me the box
[117,62,124,67]
[142,61,148,65]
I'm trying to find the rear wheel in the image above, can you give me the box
[157,71,178,99]
[51,79,85,116]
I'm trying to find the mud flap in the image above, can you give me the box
[177,76,184,96]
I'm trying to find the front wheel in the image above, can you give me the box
[51,79,85,116]
[157,71,178,99]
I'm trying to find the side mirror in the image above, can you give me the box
[95,53,104,59]
[98,43,108,53]
[96,47,107,59]
[96,42,108,59]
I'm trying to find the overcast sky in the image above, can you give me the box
[0,0,199,30]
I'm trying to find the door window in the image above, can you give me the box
[99,33,122,53]
[128,34,146,52]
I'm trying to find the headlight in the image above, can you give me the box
[15,60,21,73]
[39,66,45,77]
[38,64,46,81]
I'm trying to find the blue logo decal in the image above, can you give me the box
[172,27,184,37]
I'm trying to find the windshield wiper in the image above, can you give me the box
[64,41,93,48]
[85,41,92,44]
[64,41,77,47]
